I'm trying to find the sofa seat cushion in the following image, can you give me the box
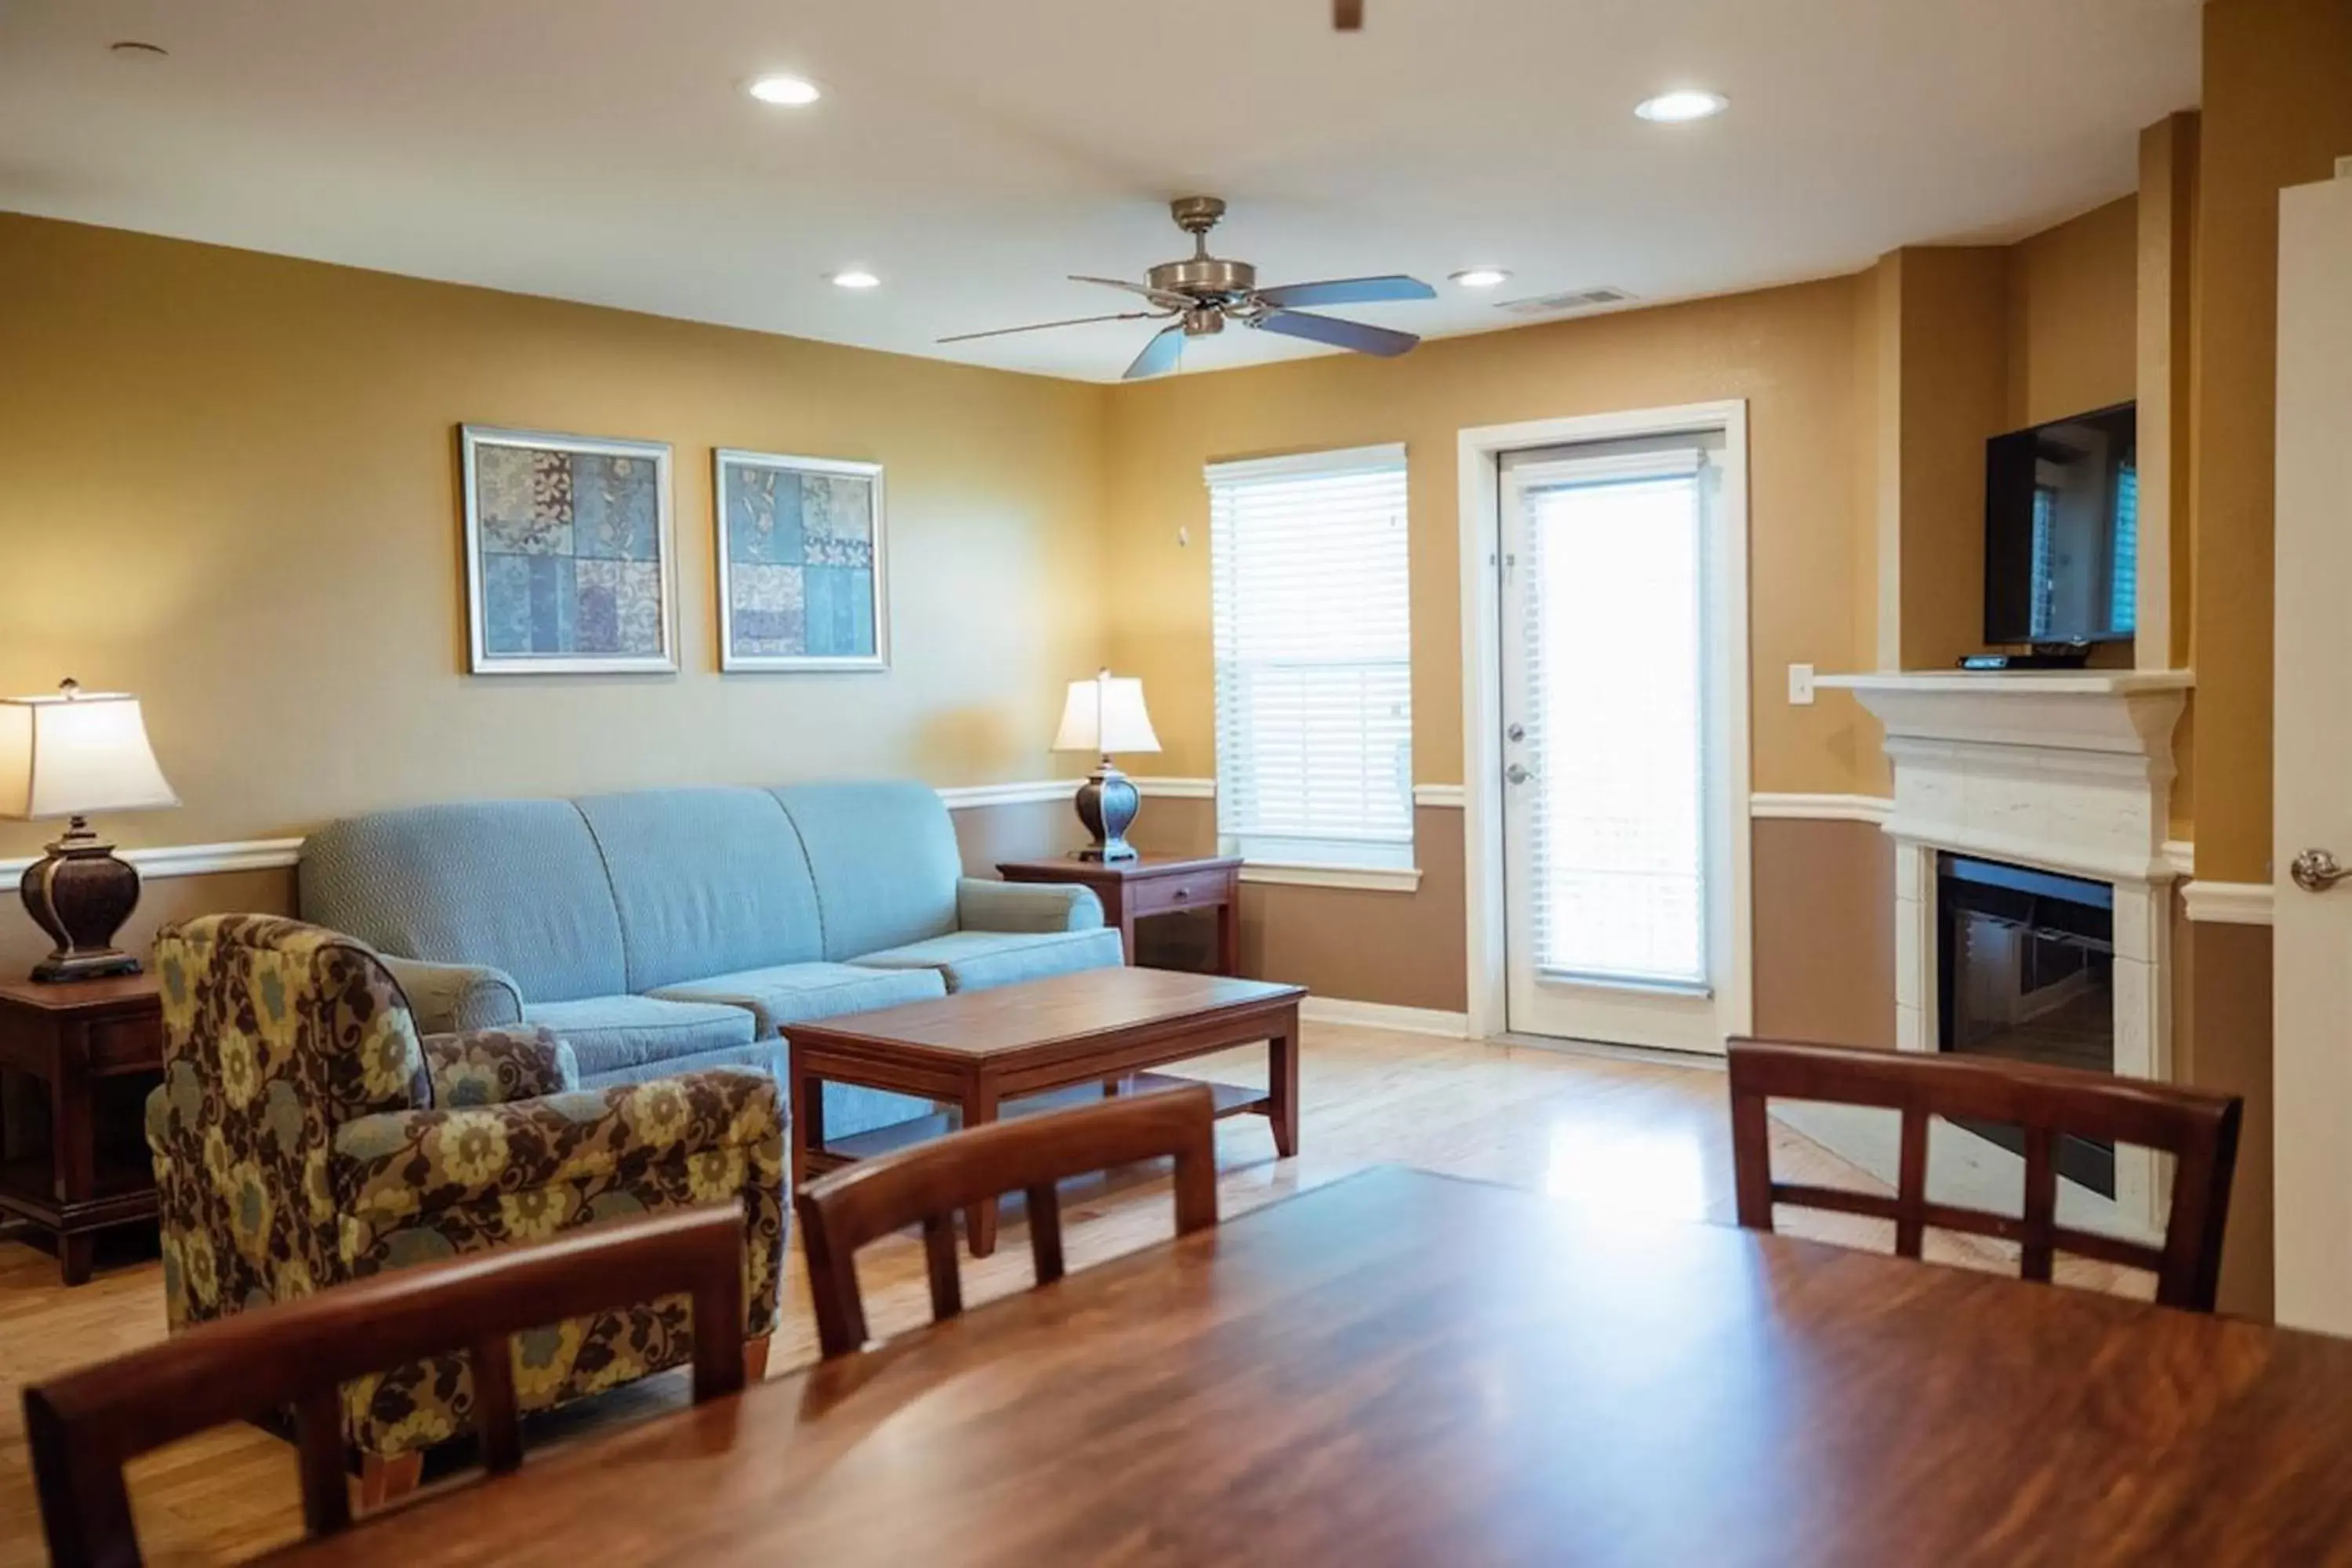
[849,927,1124,993]
[522,995,757,1082]
[648,962,946,1036]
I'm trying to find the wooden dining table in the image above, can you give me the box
[268,1166,2352,1566]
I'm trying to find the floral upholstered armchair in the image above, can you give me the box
[142,914,785,1496]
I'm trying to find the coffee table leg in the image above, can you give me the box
[1269,1009,1299,1159]
[962,1083,1000,1257]
[789,1048,824,1196]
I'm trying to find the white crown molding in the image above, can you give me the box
[1241,862,1422,894]
[0,837,304,894]
[2180,880,2274,926]
[1298,995,1471,1039]
[1748,792,1893,824]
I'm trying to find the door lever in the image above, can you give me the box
[1505,763,1532,786]
[2292,848,2352,892]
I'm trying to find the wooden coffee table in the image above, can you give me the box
[786,967,1305,1256]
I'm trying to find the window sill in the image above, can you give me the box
[1238,862,1423,894]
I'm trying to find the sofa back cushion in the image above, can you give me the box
[299,800,627,1004]
[772,781,961,960]
[574,787,825,992]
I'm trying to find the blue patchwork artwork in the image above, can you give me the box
[466,430,672,671]
[717,453,884,669]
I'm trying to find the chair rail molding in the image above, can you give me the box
[0,838,304,895]
[2180,880,2274,926]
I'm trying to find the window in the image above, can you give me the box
[1207,444,1414,874]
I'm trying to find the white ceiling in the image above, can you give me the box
[0,0,2201,383]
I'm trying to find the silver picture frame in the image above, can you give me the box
[713,448,890,673]
[459,424,678,675]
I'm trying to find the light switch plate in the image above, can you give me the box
[1788,662,1817,706]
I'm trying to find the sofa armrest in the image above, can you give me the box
[380,955,526,1035]
[423,1026,579,1107]
[333,1068,786,1327]
[958,876,1104,934]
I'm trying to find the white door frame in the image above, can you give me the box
[1457,400,1754,1046]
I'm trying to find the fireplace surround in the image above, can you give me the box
[1816,669,2191,1235]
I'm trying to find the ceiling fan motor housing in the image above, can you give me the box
[1149,255,1258,303]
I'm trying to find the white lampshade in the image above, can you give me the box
[1052,671,1162,757]
[0,686,180,821]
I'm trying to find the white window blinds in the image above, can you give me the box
[1208,444,1414,871]
[1509,444,1716,989]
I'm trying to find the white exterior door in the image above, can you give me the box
[1497,428,1748,1052]
[2274,170,2352,1334]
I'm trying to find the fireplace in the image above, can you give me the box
[1936,854,2116,1196]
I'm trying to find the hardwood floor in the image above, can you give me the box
[0,1022,2148,1566]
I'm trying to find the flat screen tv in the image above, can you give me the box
[1983,402,2138,646]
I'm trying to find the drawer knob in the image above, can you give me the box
[1172,887,1189,900]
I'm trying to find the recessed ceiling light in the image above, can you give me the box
[830,270,881,290]
[1450,267,1512,289]
[1635,89,1728,123]
[748,74,821,107]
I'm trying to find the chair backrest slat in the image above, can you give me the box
[25,1206,750,1567]
[797,1083,1220,1359]
[1727,1038,2242,1312]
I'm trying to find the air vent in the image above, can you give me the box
[1495,286,1635,317]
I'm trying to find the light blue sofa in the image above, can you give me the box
[296,781,1123,1137]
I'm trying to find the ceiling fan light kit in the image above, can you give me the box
[941,196,1436,379]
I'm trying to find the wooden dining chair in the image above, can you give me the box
[1726,1037,2242,1311]
[797,1082,1219,1358]
[23,1205,750,1568]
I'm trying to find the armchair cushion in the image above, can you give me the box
[423,1026,578,1107]
[331,1068,786,1455]
[849,927,1124,993]
[381,955,526,1035]
[956,876,1105,934]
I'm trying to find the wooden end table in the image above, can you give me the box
[787,967,1303,1256]
[0,973,164,1284]
[996,853,1243,974]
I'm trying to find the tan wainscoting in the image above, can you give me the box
[1750,817,1897,1049]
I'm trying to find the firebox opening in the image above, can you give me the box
[1935,854,2116,1199]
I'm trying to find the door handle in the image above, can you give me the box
[2292,848,2352,892]
[1506,723,1526,742]
[1505,763,1532,786]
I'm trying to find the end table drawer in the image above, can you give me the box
[89,1016,164,1074]
[1129,869,1234,918]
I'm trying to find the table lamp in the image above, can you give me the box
[0,680,180,982]
[1051,670,1161,862]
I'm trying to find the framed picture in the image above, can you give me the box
[713,448,888,672]
[459,425,677,675]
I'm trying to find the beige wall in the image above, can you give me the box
[1751,819,1896,1049]
[0,213,1111,869]
[2189,0,2352,884]
[2007,195,2140,429]
[1103,274,1880,796]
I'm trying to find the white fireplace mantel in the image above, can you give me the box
[1817,670,2192,884]
[1809,667,2194,1239]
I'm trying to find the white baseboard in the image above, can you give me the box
[1298,996,1471,1039]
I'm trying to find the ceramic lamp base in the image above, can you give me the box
[1073,764,1142,862]
[20,818,143,982]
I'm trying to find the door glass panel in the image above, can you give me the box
[1517,467,1707,989]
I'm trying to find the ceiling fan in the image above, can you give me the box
[938,196,1436,380]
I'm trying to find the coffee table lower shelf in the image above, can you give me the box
[806,1073,1268,1171]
